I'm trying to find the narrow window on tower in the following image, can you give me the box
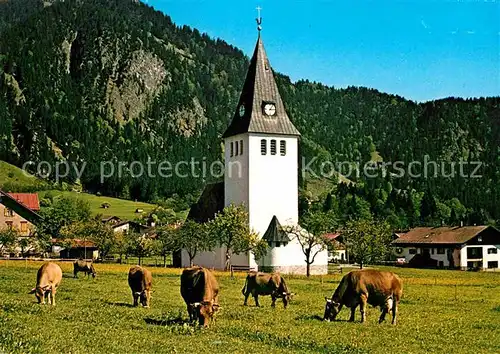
[235,140,239,156]
[239,140,243,155]
[280,140,286,156]
[261,139,267,155]
[230,142,234,157]
[270,140,277,155]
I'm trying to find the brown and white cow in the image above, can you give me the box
[242,271,295,309]
[323,269,403,324]
[180,267,220,327]
[73,259,97,279]
[128,266,152,308]
[29,262,63,306]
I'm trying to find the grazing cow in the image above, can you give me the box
[73,260,97,279]
[323,269,403,324]
[242,271,295,309]
[180,267,220,327]
[29,262,63,306]
[128,266,152,308]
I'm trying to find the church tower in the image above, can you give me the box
[223,15,304,272]
[183,11,328,274]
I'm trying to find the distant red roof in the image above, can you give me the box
[7,193,40,211]
[323,233,341,240]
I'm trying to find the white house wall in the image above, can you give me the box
[394,245,500,270]
[460,245,500,270]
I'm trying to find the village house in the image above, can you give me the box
[323,233,347,263]
[392,226,500,270]
[102,216,149,234]
[0,189,41,236]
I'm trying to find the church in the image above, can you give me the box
[179,18,329,275]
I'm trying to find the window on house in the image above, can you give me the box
[235,141,239,156]
[431,248,435,254]
[20,222,28,233]
[487,248,498,254]
[261,139,267,155]
[467,247,483,259]
[230,142,234,157]
[4,208,14,217]
[280,140,286,156]
[437,248,445,254]
[5,221,13,229]
[488,261,499,269]
[275,242,281,247]
[270,140,277,155]
[239,140,243,155]
[409,249,417,255]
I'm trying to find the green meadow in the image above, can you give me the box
[0,261,499,354]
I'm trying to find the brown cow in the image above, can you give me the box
[29,262,63,306]
[128,266,152,308]
[242,271,295,308]
[323,269,402,324]
[180,267,220,327]
[73,259,97,278]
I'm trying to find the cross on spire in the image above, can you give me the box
[256,6,262,31]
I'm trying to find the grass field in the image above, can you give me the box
[0,261,499,354]
[39,190,158,221]
[0,161,49,191]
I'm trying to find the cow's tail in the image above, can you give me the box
[241,277,248,295]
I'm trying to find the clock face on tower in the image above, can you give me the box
[238,104,245,117]
[263,103,276,116]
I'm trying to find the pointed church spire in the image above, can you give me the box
[222,17,300,138]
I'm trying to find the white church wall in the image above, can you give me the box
[224,134,249,208]
[181,248,254,270]
[247,134,299,236]
[259,238,329,275]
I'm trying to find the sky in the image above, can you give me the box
[146,0,499,102]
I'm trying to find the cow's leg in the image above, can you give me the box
[359,295,368,323]
[46,291,51,305]
[51,289,56,306]
[254,294,260,307]
[271,294,276,308]
[378,308,388,324]
[187,305,193,322]
[74,270,78,278]
[391,301,398,325]
[243,292,250,306]
[132,292,139,307]
[348,306,356,322]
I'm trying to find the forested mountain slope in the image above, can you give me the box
[0,0,498,226]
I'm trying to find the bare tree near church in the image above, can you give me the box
[208,204,268,270]
[282,211,337,277]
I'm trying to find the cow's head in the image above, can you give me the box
[135,290,151,308]
[323,297,341,321]
[281,292,296,308]
[190,301,221,327]
[29,286,49,303]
